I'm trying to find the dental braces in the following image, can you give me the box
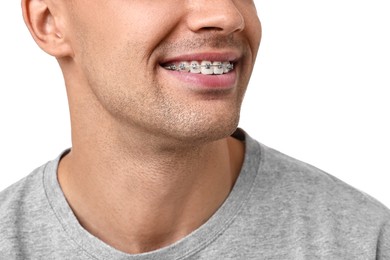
[164,62,234,72]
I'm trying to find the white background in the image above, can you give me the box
[1,1,389,208]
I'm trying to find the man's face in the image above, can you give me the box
[63,0,261,143]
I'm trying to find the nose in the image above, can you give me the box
[186,0,245,35]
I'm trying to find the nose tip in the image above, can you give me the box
[186,1,245,35]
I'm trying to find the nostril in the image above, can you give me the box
[201,27,224,32]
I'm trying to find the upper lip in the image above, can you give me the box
[159,51,241,65]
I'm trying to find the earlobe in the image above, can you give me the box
[22,0,73,58]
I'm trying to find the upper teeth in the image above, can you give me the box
[164,61,234,75]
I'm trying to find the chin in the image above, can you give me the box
[168,115,240,145]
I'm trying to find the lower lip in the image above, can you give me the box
[160,66,237,91]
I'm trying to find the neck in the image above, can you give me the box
[58,118,244,254]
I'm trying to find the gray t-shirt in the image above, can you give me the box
[1,132,389,259]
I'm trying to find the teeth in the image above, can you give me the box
[213,61,224,75]
[190,61,201,74]
[201,61,213,75]
[178,61,190,72]
[164,60,234,75]
[223,62,231,74]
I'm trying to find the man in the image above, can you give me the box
[0,0,389,259]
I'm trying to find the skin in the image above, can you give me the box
[22,0,261,254]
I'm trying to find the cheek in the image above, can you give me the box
[105,2,185,58]
[71,2,184,74]
[237,3,262,57]
[250,19,262,53]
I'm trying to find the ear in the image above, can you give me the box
[22,0,73,58]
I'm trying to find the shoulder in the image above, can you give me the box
[0,163,52,254]
[258,143,390,218]
[243,138,390,235]
[238,138,390,256]
[0,164,48,216]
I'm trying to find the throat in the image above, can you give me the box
[57,136,244,254]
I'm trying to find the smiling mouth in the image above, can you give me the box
[162,60,234,75]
